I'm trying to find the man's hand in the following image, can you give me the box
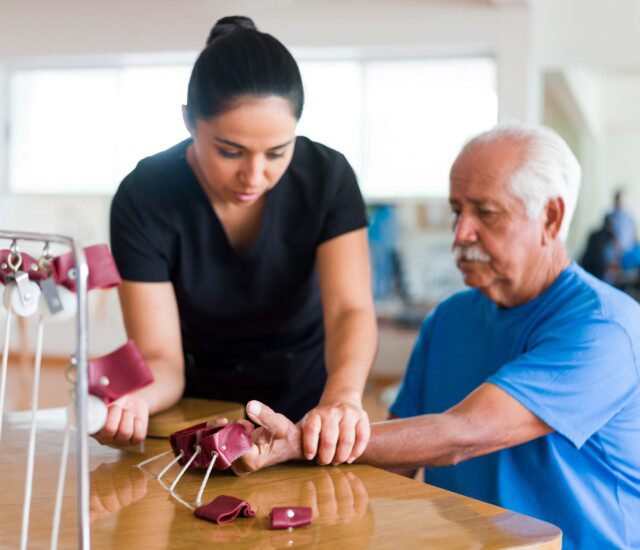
[230,400,303,476]
[300,395,370,466]
[92,393,149,447]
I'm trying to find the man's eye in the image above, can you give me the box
[219,149,242,159]
[479,210,495,217]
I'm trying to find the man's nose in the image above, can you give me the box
[454,213,479,245]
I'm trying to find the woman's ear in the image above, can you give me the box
[182,105,194,136]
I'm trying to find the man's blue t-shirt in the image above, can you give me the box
[391,262,640,549]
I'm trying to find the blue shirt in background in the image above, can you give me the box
[391,262,640,549]
[608,208,637,254]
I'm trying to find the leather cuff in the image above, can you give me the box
[269,507,312,529]
[194,495,255,524]
[169,422,252,469]
[88,340,154,404]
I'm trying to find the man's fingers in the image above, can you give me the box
[232,419,255,436]
[301,413,322,460]
[347,416,370,463]
[332,415,358,465]
[230,445,260,476]
[316,415,340,466]
[246,400,292,439]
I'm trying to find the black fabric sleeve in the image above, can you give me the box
[318,155,368,244]
[109,170,171,282]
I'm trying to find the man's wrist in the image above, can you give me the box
[268,425,304,465]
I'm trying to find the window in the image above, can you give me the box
[8,65,191,194]
[298,57,497,199]
[7,57,496,197]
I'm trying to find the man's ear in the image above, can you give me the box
[182,105,194,136]
[542,197,565,244]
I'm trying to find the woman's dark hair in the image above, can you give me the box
[186,16,304,126]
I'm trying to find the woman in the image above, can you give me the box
[98,16,377,466]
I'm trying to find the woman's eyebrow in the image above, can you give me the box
[213,136,293,150]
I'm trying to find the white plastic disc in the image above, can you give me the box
[66,394,108,435]
[2,281,41,317]
[39,285,77,323]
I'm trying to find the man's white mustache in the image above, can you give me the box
[453,244,492,263]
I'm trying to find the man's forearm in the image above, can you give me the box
[357,414,477,469]
[280,413,470,469]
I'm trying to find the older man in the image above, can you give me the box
[230,124,640,550]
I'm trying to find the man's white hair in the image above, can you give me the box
[458,123,581,241]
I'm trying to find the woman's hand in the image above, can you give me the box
[300,395,370,466]
[92,392,149,447]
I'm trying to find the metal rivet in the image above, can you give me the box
[221,444,227,450]
[30,264,38,271]
[286,509,295,518]
[68,268,78,280]
[99,376,110,386]
[1,263,7,270]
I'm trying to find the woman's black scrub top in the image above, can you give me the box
[110,136,368,421]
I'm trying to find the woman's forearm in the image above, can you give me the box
[136,359,185,415]
[321,307,377,404]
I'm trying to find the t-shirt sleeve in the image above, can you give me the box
[487,318,640,449]
[318,156,368,244]
[390,313,435,418]
[109,172,171,282]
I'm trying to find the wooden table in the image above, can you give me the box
[0,409,562,549]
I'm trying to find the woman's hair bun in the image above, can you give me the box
[206,16,257,46]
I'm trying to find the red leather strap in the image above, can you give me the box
[269,507,312,530]
[53,243,121,291]
[169,423,209,467]
[88,340,154,404]
[1,244,121,291]
[169,422,252,469]
[194,495,255,525]
[202,423,253,469]
[0,251,46,285]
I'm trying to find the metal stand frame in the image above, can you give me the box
[0,229,90,549]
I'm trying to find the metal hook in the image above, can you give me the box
[65,355,77,384]
[38,242,54,275]
[7,240,22,273]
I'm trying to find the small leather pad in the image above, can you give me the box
[269,507,312,529]
[194,495,256,524]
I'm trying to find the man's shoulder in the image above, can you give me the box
[562,264,640,322]
[437,288,487,315]
[419,289,486,334]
